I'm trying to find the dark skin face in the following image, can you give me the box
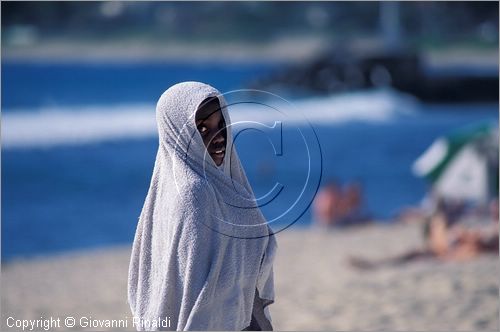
[195,98,227,166]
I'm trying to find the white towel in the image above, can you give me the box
[128,82,277,331]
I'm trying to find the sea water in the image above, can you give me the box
[2,61,498,260]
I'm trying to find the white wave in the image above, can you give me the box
[2,104,158,149]
[2,89,418,149]
[230,88,418,125]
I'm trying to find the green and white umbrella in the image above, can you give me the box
[413,123,499,203]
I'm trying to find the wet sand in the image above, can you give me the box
[2,223,498,331]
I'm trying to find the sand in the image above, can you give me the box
[1,223,498,331]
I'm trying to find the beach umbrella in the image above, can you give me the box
[412,123,499,203]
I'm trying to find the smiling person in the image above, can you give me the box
[195,96,227,168]
[128,82,277,331]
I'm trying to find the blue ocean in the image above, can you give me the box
[2,61,498,260]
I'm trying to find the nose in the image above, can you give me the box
[211,131,225,146]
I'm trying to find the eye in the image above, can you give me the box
[198,126,208,136]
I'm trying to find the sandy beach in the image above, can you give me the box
[2,223,498,331]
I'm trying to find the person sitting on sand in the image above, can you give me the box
[313,181,369,227]
[313,181,342,226]
[128,82,277,331]
[348,198,499,270]
[336,182,369,226]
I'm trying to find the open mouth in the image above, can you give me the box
[210,147,225,156]
[209,146,225,165]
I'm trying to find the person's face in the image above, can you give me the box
[196,98,227,166]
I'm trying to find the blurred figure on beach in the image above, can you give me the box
[349,196,499,270]
[420,196,498,262]
[349,121,499,270]
[313,180,370,228]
